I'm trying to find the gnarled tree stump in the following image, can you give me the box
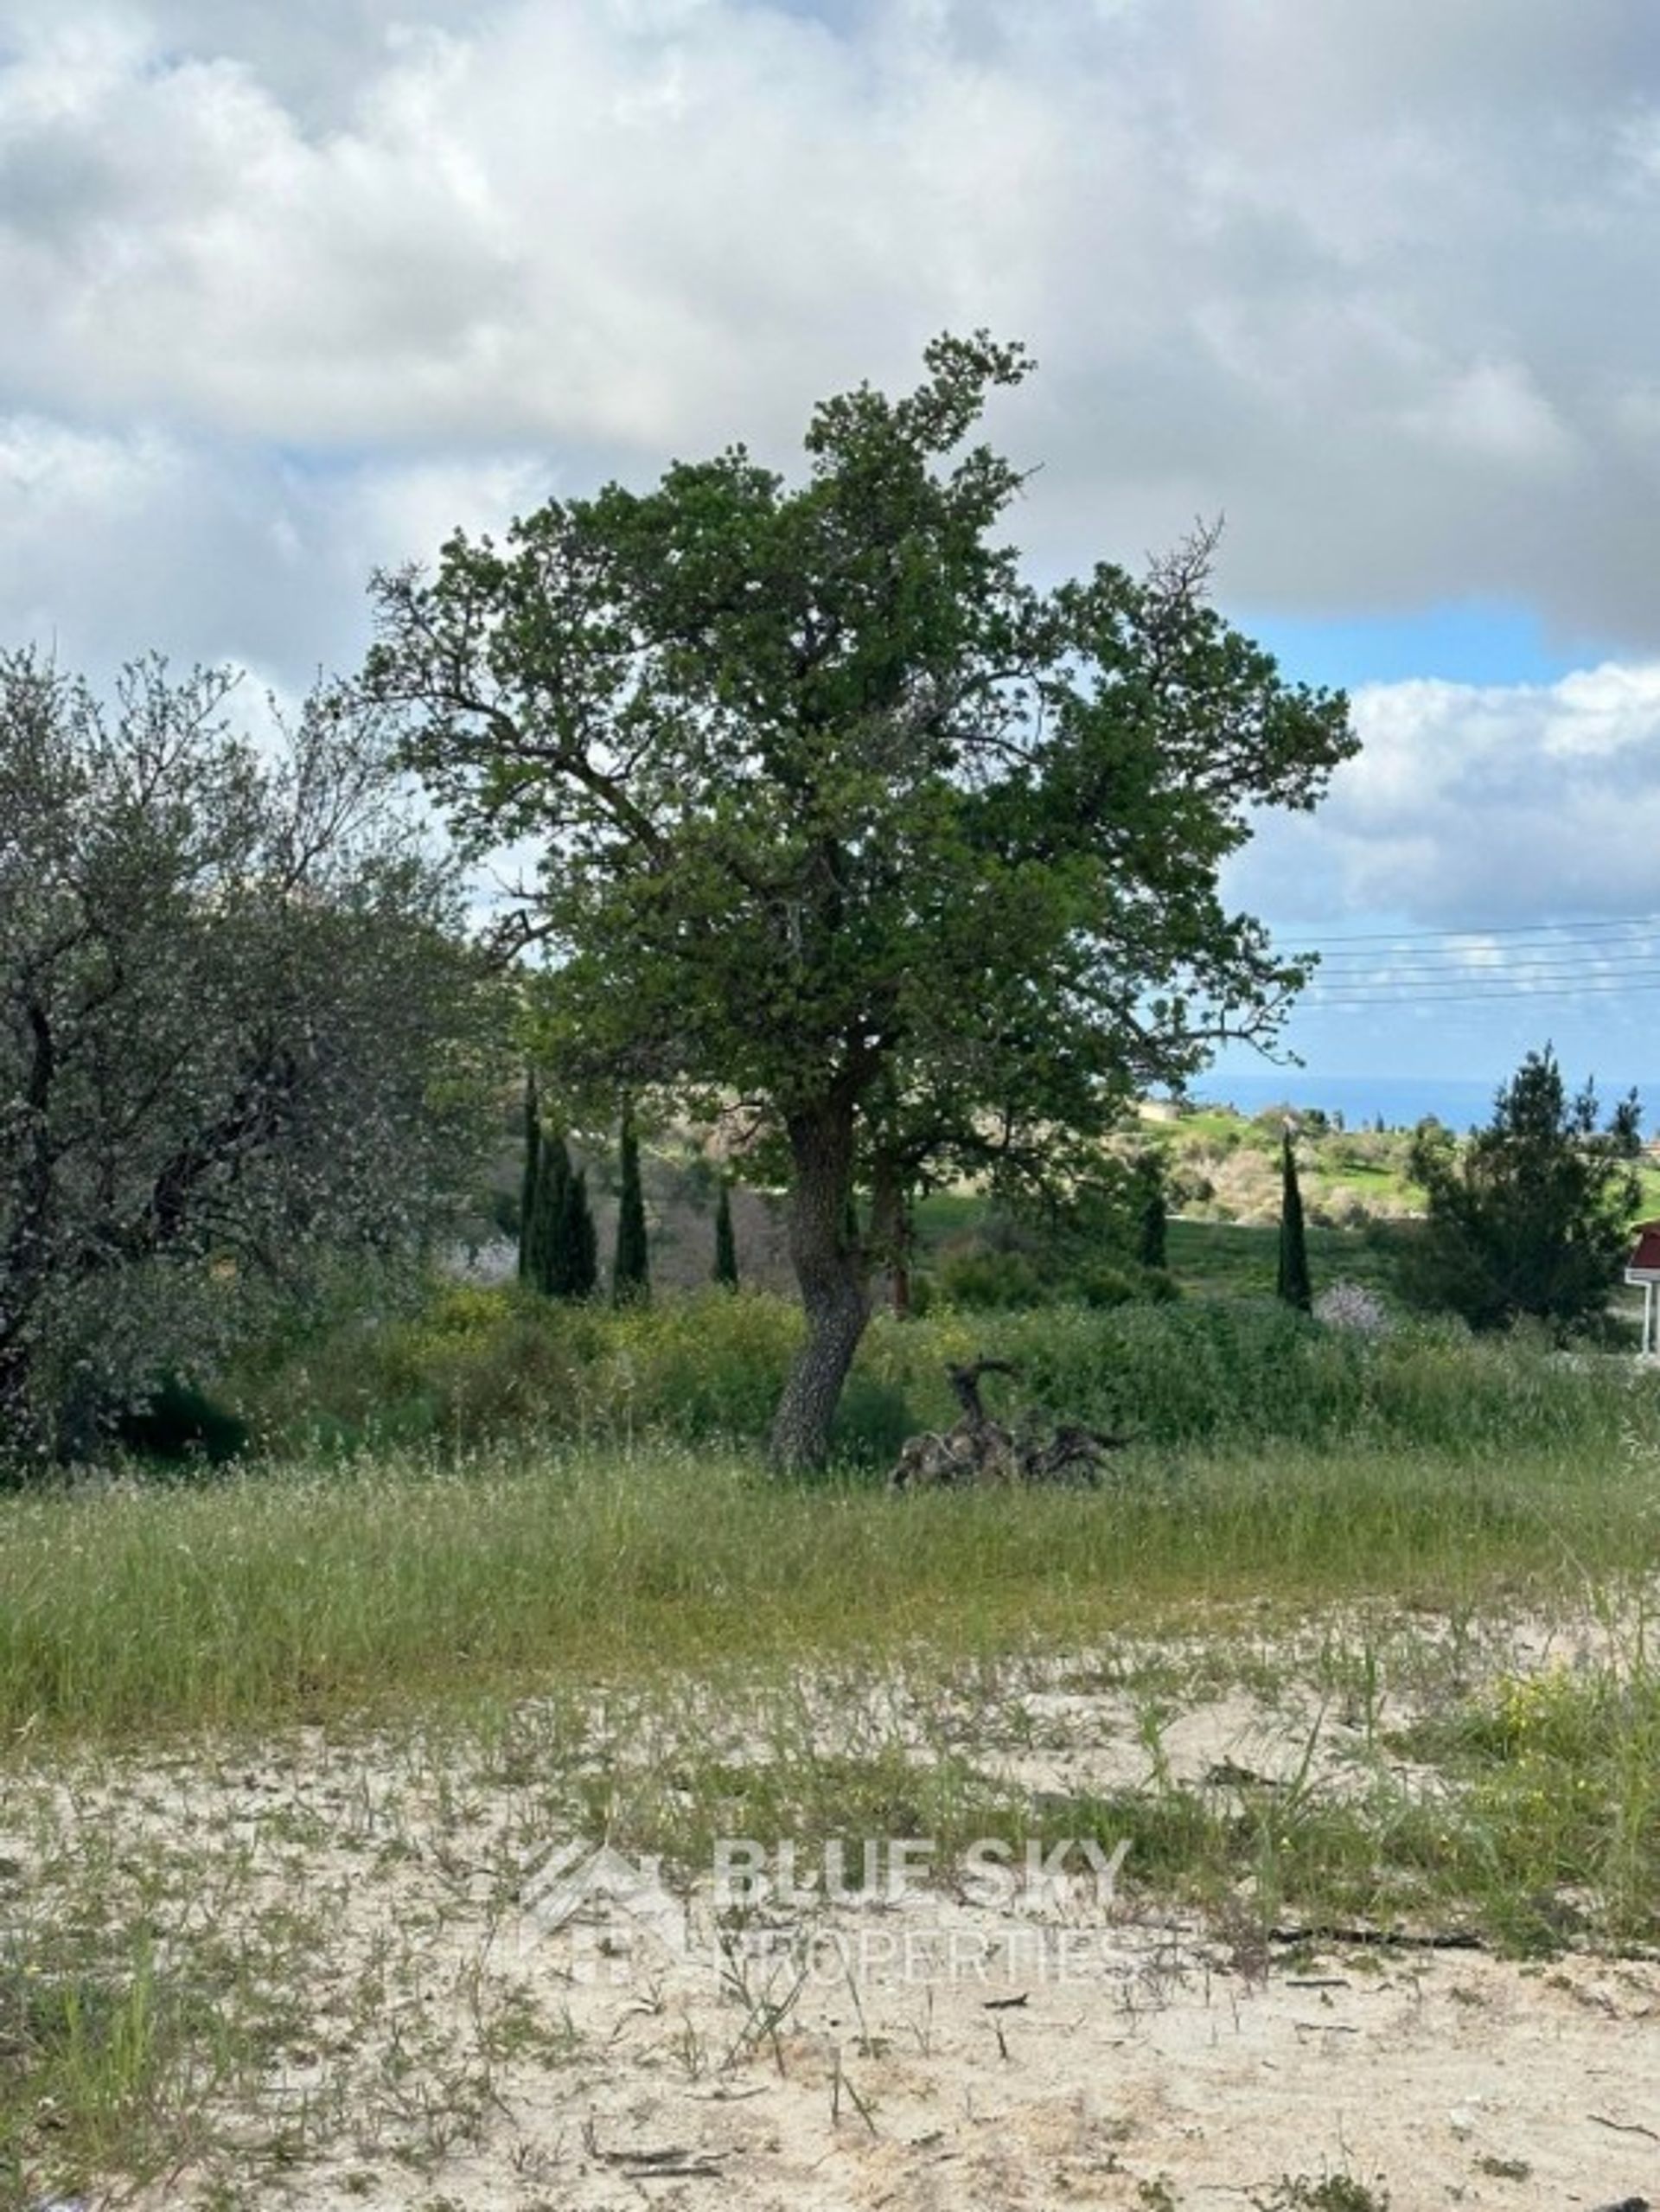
[887,1358,1128,1492]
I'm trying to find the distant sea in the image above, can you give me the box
[1181,1071,1660,1137]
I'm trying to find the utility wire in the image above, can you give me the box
[1306,980,1660,1011]
[1312,940,1660,963]
[1297,911,1660,947]
[1267,911,1660,1007]
[1306,956,1660,987]
[1311,944,1660,973]
[1305,957,1660,993]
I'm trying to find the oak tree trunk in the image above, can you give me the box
[769,1098,870,1473]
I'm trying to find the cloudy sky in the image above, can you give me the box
[5,0,1660,1106]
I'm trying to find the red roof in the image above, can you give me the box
[1627,1222,1660,1275]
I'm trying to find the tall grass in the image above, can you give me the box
[10,1283,1658,1736]
[3,1431,1657,1738]
[231,1281,1660,1467]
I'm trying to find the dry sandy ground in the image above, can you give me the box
[9,1625,1660,2211]
[360,1909,1660,2212]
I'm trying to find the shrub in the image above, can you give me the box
[114,1376,250,1467]
[1313,1280,1390,1337]
[1072,1261,1180,1308]
[599,1291,796,1442]
[935,1242,1048,1311]
[232,1275,1657,1472]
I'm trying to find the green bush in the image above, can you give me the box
[597,1291,797,1442]
[934,1242,1047,1310]
[239,1283,597,1455]
[114,1376,250,1467]
[231,1275,1660,1473]
[831,1372,917,1466]
[932,1239,1179,1314]
[1072,1261,1180,1309]
[985,1300,1644,1457]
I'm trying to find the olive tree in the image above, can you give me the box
[0,652,495,1463]
[365,334,1355,1468]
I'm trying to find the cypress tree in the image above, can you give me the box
[528,1129,598,1301]
[517,1071,542,1283]
[1403,1046,1641,1333]
[613,1107,650,1303]
[1135,1154,1168,1269]
[1276,1127,1312,1313]
[713,1180,739,1288]
[527,1128,571,1298]
[554,1163,598,1298]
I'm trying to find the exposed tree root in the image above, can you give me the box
[887,1357,1130,1492]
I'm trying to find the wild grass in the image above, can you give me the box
[3,1422,1658,1741]
[1162,1216,1401,1304]
[0,1915,252,2198]
[5,1594,1658,2204]
[9,1293,1660,2203]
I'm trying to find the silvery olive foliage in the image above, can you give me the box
[0,650,498,1466]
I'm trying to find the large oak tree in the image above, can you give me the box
[366,335,1355,1468]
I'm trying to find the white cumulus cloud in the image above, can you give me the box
[1229,663,1660,927]
[3,0,1660,691]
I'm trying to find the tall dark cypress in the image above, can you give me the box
[516,1084,597,1303]
[713,1180,739,1289]
[1277,1127,1312,1314]
[1135,1154,1168,1270]
[528,1128,571,1298]
[613,1107,650,1303]
[517,1071,542,1284]
[555,1163,598,1299]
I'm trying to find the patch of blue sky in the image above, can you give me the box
[1233,598,1619,695]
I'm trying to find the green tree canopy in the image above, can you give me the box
[1405,1045,1642,1335]
[365,333,1355,1467]
[0,653,497,1465]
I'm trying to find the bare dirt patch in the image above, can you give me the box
[7,1607,1659,2209]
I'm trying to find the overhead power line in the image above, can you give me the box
[1265,911,1660,1012]
[1305,955,1660,989]
[1297,911,1660,948]
[1305,973,1660,1011]
[1306,954,1660,987]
